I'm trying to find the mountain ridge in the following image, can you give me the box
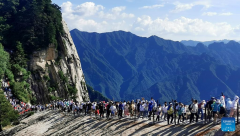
[71,29,240,103]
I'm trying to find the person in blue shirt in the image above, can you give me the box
[211,99,222,124]
[148,102,153,120]
[118,102,123,119]
[178,103,185,124]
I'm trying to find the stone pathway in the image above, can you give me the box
[1,110,236,136]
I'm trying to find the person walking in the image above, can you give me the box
[229,95,239,117]
[178,103,185,124]
[198,100,205,121]
[226,98,232,117]
[190,100,198,124]
[161,102,168,121]
[156,105,162,122]
[118,102,123,119]
[139,102,145,119]
[211,99,222,124]
[167,103,174,125]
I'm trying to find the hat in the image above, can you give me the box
[211,97,215,100]
[170,103,172,105]
[213,99,216,102]
[202,100,206,103]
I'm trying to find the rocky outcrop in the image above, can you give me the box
[29,20,89,103]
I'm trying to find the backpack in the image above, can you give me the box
[188,104,193,111]
[167,107,173,114]
[219,105,226,114]
[178,107,182,115]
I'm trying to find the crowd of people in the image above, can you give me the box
[48,95,239,125]
[2,78,239,125]
[2,79,47,115]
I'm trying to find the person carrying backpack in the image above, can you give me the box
[205,97,215,122]
[167,103,174,125]
[211,99,222,124]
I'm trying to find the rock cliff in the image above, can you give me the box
[29,20,89,103]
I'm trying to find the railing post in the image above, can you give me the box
[205,107,207,124]
[135,100,137,122]
[174,103,176,126]
[237,103,239,124]
[208,104,210,122]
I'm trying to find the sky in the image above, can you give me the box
[52,0,240,41]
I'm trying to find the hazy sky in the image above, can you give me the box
[52,0,240,41]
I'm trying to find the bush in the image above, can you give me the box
[43,75,50,81]
[58,71,68,82]
[49,95,62,101]
[11,82,30,103]
[30,97,37,105]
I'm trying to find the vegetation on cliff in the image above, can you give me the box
[0,0,64,103]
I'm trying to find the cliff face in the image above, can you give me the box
[29,20,89,103]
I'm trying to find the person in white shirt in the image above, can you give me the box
[144,102,149,119]
[230,95,239,117]
[190,100,199,123]
[156,105,162,121]
[226,98,232,117]
[122,101,126,116]
[161,102,168,121]
[139,102,145,119]
[110,104,117,117]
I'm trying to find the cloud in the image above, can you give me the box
[61,2,135,20]
[139,4,164,9]
[220,12,233,16]
[111,6,126,14]
[132,16,237,40]
[98,6,134,19]
[61,1,240,41]
[61,1,73,14]
[74,2,104,16]
[171,3,194,13]
[171,1,211,13]
[202,12,217,16]
[202,12,233,16]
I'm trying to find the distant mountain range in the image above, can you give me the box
[181,39,240,46]
[71,29,240,103]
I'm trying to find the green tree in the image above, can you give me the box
[0,43,9,78]
[11,41,27,68]
[0,90,19,131]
